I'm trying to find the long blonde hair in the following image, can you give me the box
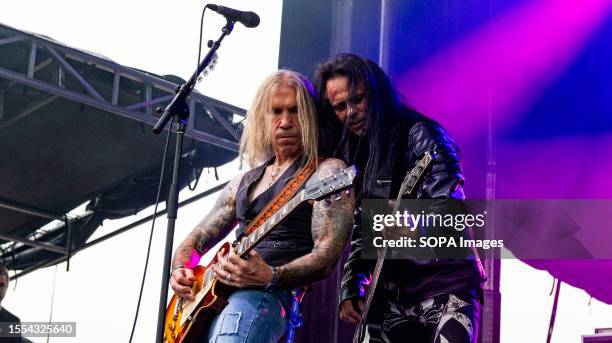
[239,70,318,169]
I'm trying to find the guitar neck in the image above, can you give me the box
[234,190,306,257]
[202,193,306,289]
[354,152,434,341]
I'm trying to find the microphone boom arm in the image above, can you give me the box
[153,20,234,133]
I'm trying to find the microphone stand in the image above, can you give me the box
[153,19,235,343]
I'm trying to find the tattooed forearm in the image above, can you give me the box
[278,159,354,287]
[172,175,241,268]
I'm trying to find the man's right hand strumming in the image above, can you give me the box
[170,267,196,301]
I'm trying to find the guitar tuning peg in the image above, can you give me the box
[334,192,343,201]
[323,197,332,207]
[345,189,351,196]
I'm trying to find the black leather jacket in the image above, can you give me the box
[340,111,486,304]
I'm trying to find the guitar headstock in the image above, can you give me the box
[401,150,433,196]
[304,165,357,201]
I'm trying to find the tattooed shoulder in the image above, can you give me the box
[311,158,353,243]
[190,173,243,254]
[312,158,348,181]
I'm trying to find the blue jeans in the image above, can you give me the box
[206,289,289,343]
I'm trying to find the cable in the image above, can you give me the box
[47,265,58,343]
[188,167,202,191]
[128,6,210,339]
[546,279,562,343]
[197,6,209,80]
[185,7,210,193]
[128,120,173,343]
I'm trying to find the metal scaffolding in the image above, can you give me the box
[0,23,242,151]
[0,22,245,272]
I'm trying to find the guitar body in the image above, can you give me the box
[164,242,234,343]
[353,267,385,343]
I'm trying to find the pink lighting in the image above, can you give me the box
[188,250,202,269]
[398,0,612,142]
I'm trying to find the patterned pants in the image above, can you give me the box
[381,292,480,343]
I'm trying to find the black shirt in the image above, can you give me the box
[235,158,314,267]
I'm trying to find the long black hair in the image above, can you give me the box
[315,53,416,194]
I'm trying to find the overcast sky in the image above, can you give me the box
[1,1,281,342]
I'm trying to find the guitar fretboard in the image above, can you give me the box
[202,190,306,285]
[235,190,306,256]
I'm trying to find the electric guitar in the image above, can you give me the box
[164,165,357,343]
[353,151,433,343]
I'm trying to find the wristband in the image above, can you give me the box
[170,264,186,276]
[265,266,281,292]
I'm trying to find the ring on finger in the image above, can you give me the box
[226,272,232,281]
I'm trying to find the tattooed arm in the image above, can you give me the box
[170,174,242,299]
[172,174,242,269]
[276,158,354,288]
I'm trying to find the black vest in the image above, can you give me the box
[235,158,314,266]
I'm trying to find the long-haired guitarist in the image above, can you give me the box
[315,54,486,343]
[169,70,354,342]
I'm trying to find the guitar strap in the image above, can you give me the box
[242,157,326,236]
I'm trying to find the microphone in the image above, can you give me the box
[206,4,260,28]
